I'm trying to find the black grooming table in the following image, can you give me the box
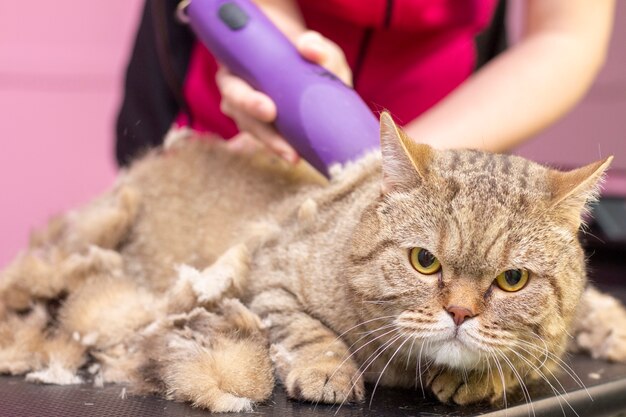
[1,244,625,417]
[0,353,625,417]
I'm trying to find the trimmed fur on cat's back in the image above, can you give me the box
[1,115,626,413]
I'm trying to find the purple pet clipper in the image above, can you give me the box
[180,0,380,176]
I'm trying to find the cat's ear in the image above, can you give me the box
[379,111,434,193]
[548,156,613,228]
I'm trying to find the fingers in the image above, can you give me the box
[296,31,353,86]
[237,115,298,163]
[215,31,351,164]
[216,67,276,123]
[216,67,299,163]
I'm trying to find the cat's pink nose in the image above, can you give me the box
[446,306,475,326]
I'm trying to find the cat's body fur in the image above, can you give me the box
[1,115,626,412]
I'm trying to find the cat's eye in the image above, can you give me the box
[409,248,441,275]
[495,269,529,292]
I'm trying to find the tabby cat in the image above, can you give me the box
[1,113,625,412]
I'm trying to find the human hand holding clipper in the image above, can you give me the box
[216,30,353,165]
[179,0,380,177]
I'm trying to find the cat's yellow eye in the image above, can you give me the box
[409,248,441,275]
[495,269,529,292]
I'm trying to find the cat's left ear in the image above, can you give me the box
[548,156,613,228]
[379,111,434,194]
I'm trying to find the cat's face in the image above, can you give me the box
[346,113,611,372]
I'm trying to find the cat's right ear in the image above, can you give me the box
[379,111,434,194]
[548,156,613,229]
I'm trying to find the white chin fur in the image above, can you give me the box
[425,340,483,370]
[422,313,485,370]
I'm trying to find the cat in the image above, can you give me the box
[1,112,625,413]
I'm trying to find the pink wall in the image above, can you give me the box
[0,1,143,266]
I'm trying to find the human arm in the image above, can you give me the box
[405,0,616,152]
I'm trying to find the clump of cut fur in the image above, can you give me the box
[134,301,274,412]
[1,115,626,412]
[0,188,277,412]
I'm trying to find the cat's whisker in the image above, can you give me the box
[526,332,590,396]
[283,320,400,412]
[508,352,569,417]
[516,335,551,370]
[356,323,397,337]
[405,335,417,371]
[318,320,397,377]
[485,351,494,398]
[515,337,590,398]
[488,348,508,411]
[414,339,424,392]
[325,326,400,412]
[493,347,536,417]
[324,319,397,362]
[479,349,490,380]
[516,347,592,413]
[415,338,437,396]
[486,332,585,410]
[343,325,398,360]
[473,330,517,350]
[326,326,400,394]
[369,333,412,407]
[507,336,591,417]
[420,339,437,393]
[333,315,398,343]
[506,346,576,417]
[475,350,484,380]
[354,332,403,386]
[301,318,395,410]
[395,325,450,338]
[335,331,404,414]
[350,333,406,402]
[461,357,469,389]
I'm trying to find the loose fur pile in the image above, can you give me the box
[1,113,626,412]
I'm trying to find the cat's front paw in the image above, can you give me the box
[284,358,364,404]
[427,367,497,405]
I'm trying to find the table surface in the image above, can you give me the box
[0,352,625,417]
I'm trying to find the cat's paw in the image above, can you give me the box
[427,367,495,405]
[283,357,364,404]
[574,287,626,362]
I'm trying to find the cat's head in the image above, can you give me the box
[347,112,612,371]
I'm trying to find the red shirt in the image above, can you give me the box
[179,0,497,137]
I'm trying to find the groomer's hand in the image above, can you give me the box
[216,31,352,163]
